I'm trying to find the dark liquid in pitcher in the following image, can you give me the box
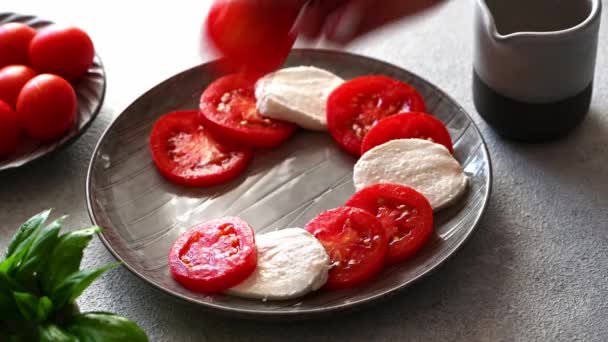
[473,71,592,141]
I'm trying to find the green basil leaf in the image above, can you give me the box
[6,209,51,257]
[65,312,148,342]
[41,226,101,294]
[1,211,51,276]
[12,291,38,321]
[52,263,118,308]
[0,257,14,273]
[0,254,20,275]
[39,324,78,342]
[15,217,64,284]
[36,296,53,322]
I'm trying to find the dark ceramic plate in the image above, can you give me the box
[0,12,106,171]
[86,49,491,318]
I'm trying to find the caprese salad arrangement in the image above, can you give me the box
[147,64,469,301]
[0,22,95,159]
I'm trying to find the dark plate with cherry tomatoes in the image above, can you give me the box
[86,49,491,318]
[0,13,105,171]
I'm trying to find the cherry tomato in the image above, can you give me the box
[205,0,300,74]
[327,75,426,156]
[0,65,37,109]
[361,112,453,154]
[149,110,253,187]
[29,26,95,80]
[305,206,387,289]
[16,74,77,142]
[0,100,20,158]
[346,184,434,264]
[169,217,257,293]
[199,74,296,148]
[0,23,37,68]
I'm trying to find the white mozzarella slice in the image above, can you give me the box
[226,228,330,301]
[255,66,344,131]
[353,139,469,211]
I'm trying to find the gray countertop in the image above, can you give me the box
[2,1,607,341]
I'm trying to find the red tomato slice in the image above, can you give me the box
[205,0,299,75]
[29,26,95,81]
[0,23,37,68]
[169,217,257,293]
[199,74,296,148]
[361,112,453,154]
[327,75,426,156]
[345,184,434,264]
[305,206,387,289]
[149,110,253,187]
[16,74,77,142]
[0,100,20,158]
[0,65,37,109]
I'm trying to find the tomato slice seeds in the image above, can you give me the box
[305,206,388,289]
[346,184,434,264]
[199,74,296,148]
[327,75,426,156]
[169,217,257,293]
[361,112,453,154]
[149,110,252,187]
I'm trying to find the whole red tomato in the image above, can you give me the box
[29,26,95,80]
[17,74,77,142]
[0,100,20,158]
[0,23,37,68]
[205,0,300,74]
[0,65,37,109]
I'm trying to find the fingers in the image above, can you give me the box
[268,0,445,44]
[323,0,365,44]
[323,0,446,44]
[295,0,349,39]
[359,0,444,34]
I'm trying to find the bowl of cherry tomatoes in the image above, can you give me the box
[0,12,106,171]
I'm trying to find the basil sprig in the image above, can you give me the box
[0,210,148,341]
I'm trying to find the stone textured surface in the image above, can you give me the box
[2,1,607,341]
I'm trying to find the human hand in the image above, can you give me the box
[203,0,444,73]
[293,0,445,44]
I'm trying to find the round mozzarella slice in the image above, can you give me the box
[353,139,468,211]
[226,228,330,301]
[255,66,344,131]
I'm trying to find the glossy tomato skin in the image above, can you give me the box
[0,100,20,158]
[0,23,37,68]
[16,74,77,142]
[149,110,253,187]
[29,26,95,80]
[169,217,257,293]
[361,112,454,154]
[305,206,388,289]
[199,74,296,148]
[0,65,37,109]
[206,0,299,75]
[327,75,426,156]
[346,184,434,264]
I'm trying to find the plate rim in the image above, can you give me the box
[86,48,493,318]
[0,12,107,171]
